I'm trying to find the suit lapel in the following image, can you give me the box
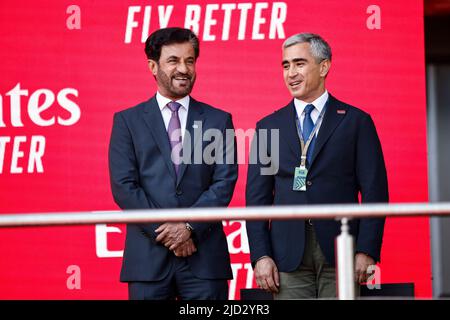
[142,96,177,181]
[281,100,302,161]
[309,95,347,166]
[176,98,205,186]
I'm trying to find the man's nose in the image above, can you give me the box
[177,61,188,74]
[287,65,297,77]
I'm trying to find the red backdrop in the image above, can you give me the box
[0,0,429,299]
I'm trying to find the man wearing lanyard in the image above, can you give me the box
[246,33,388,299]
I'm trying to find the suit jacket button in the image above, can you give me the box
[307,181,312,186]
[176,188,183,196]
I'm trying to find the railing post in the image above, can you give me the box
[336,217,355,300]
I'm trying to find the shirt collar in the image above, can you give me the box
[294,90,329,115]
[156,91,190,112]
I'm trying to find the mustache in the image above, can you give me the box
[172,73,192,80]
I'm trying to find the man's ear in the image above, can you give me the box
[320,59,331,78]
[148,59,158,76]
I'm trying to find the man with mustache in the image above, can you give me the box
[246,33,388,299]
[109,27,238,300]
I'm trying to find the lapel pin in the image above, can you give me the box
[337,109,346,115]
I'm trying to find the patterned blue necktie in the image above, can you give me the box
[302,104,316,166]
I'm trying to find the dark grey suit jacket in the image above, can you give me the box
[109,96,238,282]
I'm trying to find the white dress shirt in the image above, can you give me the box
[294,90,329,136]
[156,92,190,142]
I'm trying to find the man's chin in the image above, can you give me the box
[171,87,192,97]
[291,89,307,100]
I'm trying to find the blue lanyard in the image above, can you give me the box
[295,105,327,167]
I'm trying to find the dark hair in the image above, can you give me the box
[144,27,200,62]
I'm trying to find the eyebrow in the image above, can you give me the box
[166,55,195,61]
[282,58,308,66]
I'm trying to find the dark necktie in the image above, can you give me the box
[302,104,316,165]
[167,101,182,175]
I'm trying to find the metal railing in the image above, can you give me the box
[1,202,450,300]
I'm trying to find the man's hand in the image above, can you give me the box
[173,239,197,257]
[155,222,191,250]
[355,253,375,284]
[254,257,279,293]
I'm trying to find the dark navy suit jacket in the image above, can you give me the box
[109,96,238,282]
[246,94,388,272]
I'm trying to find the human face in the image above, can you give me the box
[149,42,197,100]
[282,43,330,102]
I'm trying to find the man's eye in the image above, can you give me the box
[282,64,289,69]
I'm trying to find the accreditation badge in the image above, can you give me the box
[293,166,308,191]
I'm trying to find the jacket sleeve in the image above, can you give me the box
[355,114,389,262]
[189,113,238,240]
[108,112,161,239]
[245,122,275,265]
